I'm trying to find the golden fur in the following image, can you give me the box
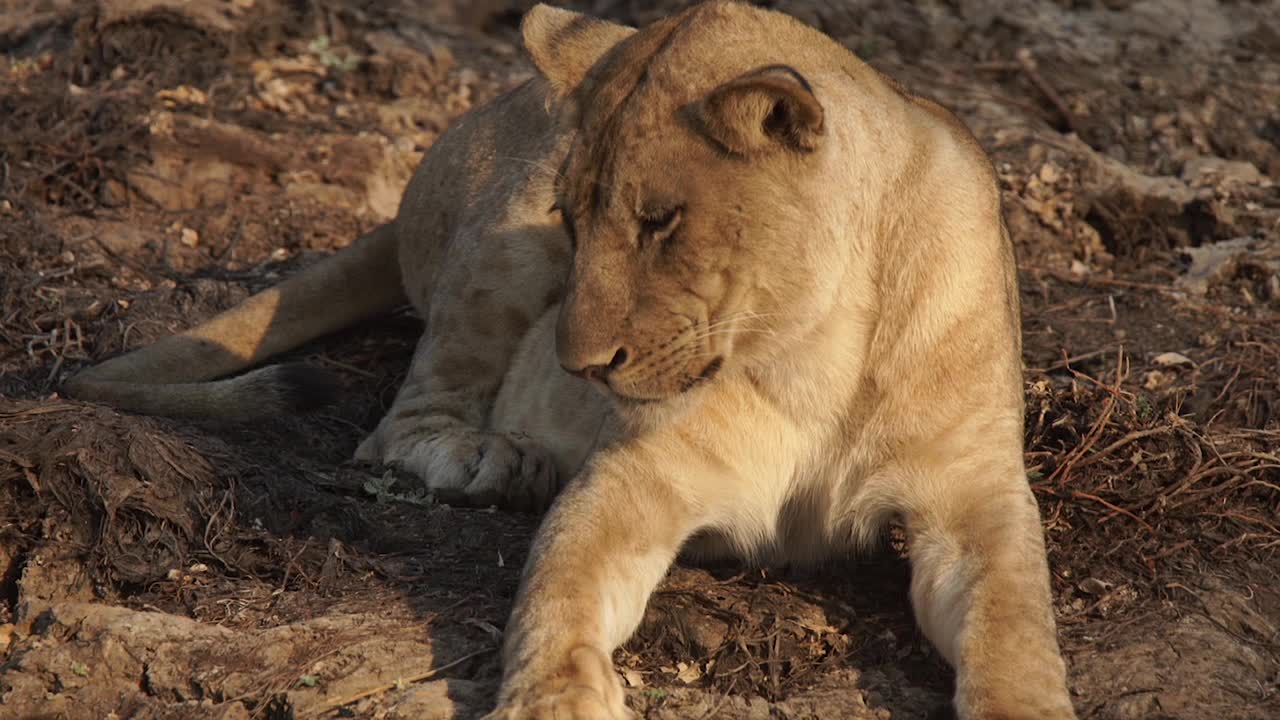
[65,3,1076,718]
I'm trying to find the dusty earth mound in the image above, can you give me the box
[1,1,1278,718]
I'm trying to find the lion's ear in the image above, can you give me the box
[521,4,636,97]
[691,65,825,156]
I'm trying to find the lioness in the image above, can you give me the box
[65,2,1076,718]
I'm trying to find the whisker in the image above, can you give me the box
[700,313,781,332]
[620,310,787,381]
[686,327,775,342]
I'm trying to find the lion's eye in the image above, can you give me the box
[551,203,578,251]
[639,206,682,242]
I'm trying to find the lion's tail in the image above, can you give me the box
[63,221,406,421]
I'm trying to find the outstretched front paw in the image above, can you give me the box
[483,647,633,720]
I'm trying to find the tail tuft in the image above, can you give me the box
[254,363,340,413]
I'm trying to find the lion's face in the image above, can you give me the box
[551,19,840,406]
[555,136,740,404]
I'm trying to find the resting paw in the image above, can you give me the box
[365,428,561,512]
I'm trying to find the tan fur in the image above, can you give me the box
[64,3,1076,718]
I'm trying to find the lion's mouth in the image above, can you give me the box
[675,355,725,394]
[608,355,726,406]
[697,356,724,383]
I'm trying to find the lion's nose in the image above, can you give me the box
[561,346,630,383]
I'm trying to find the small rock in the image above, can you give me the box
[1152,351,1193,367]
[1181,156,1263,188]
[1079,577,1112,596]
[1178,237,1278,296]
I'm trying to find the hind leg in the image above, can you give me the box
[357,223,572,512]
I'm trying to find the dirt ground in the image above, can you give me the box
[1,1,1278,718]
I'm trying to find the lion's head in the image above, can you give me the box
[524,2,864,406]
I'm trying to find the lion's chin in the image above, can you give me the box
[606,356,727,408]
[603,383,666,406]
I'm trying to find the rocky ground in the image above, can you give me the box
[1,1,1278,718]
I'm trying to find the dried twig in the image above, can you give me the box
[303,646,497,717]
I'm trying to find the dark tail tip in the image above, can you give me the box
[271,363,340,413]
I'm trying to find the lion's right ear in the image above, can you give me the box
[521,4,636,97]
[689,65,825,156]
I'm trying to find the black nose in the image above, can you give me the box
[564,347,629,382]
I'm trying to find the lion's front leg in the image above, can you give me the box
[905,464,1077,720]
[355,221,572,513]
[482,444,705,720]
[354,327,563,513]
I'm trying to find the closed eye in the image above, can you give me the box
[639,206,683,244]
[551,203,578,250]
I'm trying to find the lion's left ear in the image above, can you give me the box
[521,4,636,97]
[690,65,825,156]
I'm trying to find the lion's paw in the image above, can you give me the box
[378,428,561,512]
[483,647,633,720]
[481,686,631,720]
